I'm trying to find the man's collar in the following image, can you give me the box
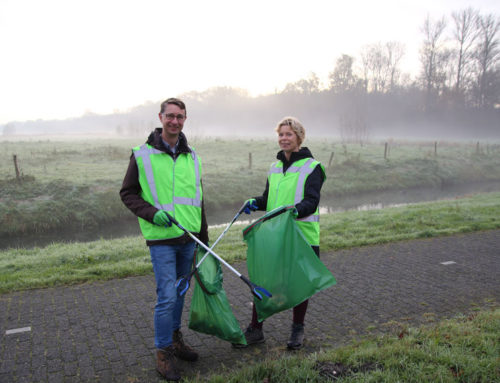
[162,137,179,153]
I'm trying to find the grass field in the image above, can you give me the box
[1,137,499,238]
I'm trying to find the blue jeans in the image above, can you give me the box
[149,241,196,349]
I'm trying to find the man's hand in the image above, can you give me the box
[244,199,258,214]
[153,210,172,227]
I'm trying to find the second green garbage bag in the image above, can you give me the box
[188,247,247,346]
[243,206,336,322]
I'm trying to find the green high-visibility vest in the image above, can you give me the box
[132,144,203,241]
[266,157,325,246]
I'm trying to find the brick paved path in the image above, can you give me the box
[1,230,499,382]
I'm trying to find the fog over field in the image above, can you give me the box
[1,88,499,142]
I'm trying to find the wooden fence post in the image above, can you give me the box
[384,142,388,159]
[248,152,252,169]
[13,154,20,180]
[328,152,334,168]
[476,141,480,154]
[434,141,437,156]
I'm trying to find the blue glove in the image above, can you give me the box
[153,210,172,227]
[244,198,259,214]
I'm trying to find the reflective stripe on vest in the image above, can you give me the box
[133,144,202,241]
[133,145,202,211]
[267,157,323,246]
[268,158,319,223]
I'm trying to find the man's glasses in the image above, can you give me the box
[163,113,186,121]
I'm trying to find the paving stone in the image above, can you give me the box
[63,361,78,377]
[47,371,64,383]
[46,358,63,373]
[77,365,95,380]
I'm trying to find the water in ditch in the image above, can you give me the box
[2,181,499,250]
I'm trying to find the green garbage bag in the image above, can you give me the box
[243,206,336,322]
[188,247,247,345]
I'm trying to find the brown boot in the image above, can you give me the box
[156,346,181,381]
[173,329,199,362]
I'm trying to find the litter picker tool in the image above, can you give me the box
[165,211,272,301]
[175,201,248,296]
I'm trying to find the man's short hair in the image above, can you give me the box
[160,98,187,115]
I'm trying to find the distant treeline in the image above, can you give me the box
[3,86,498,141]
[2,8,499,140]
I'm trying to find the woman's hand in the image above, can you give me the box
[244,199,259,214]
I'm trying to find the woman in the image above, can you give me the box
[239,116,325,350]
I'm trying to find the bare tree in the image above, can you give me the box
[451,7,479,97]
[474,13,500,108]
[283,72,321,94]
[361,41,405,93]
[339,110,369,145]
[361,43,388,93]
[419,15,450,109]
[328,54,359,93]
[328,55,368,143]
[385,41,406,91]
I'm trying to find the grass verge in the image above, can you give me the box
[0,191,499,294]
[182,307,499,383]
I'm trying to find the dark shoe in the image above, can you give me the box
[233,326,265,348]
[156,346,181,381]
[173,330,198,362]
[287,323,304,350]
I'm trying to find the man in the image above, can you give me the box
[120,97,208,381]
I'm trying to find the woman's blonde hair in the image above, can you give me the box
[275,116,305,146]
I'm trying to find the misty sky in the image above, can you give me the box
[0,0,499,125]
